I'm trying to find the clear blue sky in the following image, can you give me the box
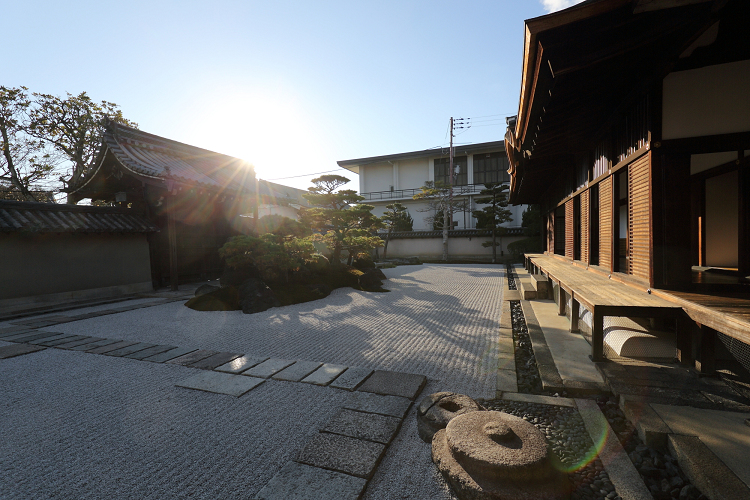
[6,0,582,191]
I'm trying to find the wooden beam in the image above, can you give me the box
[167,194,179,291]
[739,153,750,282]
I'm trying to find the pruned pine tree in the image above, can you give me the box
[301,175,383,266]
[472,182,513,263]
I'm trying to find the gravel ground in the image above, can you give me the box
[0,348,348,499]
[27,264,503,399]
[0,264,504,499]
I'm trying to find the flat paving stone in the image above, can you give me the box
[176,371,264,397]
[55,337,106,350]
[38,335,91,347]
[214,355,268,374]
[27,333,75,345]
[67,339,121,352]
[329,367,373,391]
[272,360,323,382]
[104,343,158,357]
[342,392,412,419]
[189,352,243,370]
[0,326,36,338]
[0,343,46,359]
[123,344,178,360]
[322,408,402,444]
[295,432,386,479]
[166,349,218,366]
[243,358,295,378]
[141,347,198,363]
[356,370,426,400]
[302,363,347,386]
[254,461,366,500]
[86,340,139,354]
[1,331,64,343]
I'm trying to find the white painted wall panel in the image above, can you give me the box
[705,170,738,267]
[662,60,750,140]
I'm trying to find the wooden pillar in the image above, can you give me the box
[651,150,692,289]
[558,288,566,316]
[167,193,179,291]
[570,298,580,333]
[739,154,749,282]
[697,325,717,376]
[591,307,604,361]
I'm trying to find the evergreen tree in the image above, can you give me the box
[301,175,383,265]
[472,182,513,263]
[381,202,413,259]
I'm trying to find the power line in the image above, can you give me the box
[265,168,348,180]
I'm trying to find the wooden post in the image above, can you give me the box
[591,308,604,361]
[697,324,717,376]
[558,288,566,316]
[570,299,580,333]
[739,154,749,282]
[167,193,178,291]
[676,313,697,366]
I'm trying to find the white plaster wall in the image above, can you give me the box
[690,151,738,175]
[362,163,394,193]
[397,158,429,190]
[257,205,299,220]
[705,170,738,267]
[383,235,526,260]
[662,59,750,140]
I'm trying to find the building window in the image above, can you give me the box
[434,156,467,186]
[473,152,509,185]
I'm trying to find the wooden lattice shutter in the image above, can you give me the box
[581,190,590,264]
[599,176,612,269]
[565,200,574,259]
[628,155,651,279]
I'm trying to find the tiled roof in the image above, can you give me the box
[81,121,256,192]
[0,201,158,233]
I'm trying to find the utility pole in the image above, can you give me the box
[442,117,453,261]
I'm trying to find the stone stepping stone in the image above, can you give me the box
[242,358,295,378]
[189,352,243,370]
[255,461,366,500]
[357,370,426,400]
[343,392,412,419]
[0,343,46,359]
[27,333,75,345]
[214,355,268,374]
[295,432,386,479]
[166,349,218,366]
[0,326,37,338]
[56,337,106,350]
[329,367,373,391]
[38,335,91,347]
[104,343,158,357]
[176,371,264,397]
[86,340,139,354]
[67,339,121,352]
[123,344,178,360]
[1,331,63,343]
[302,364,347,386]
[142,347,198,363]
[322,408,402,445]
[272,361,323,382]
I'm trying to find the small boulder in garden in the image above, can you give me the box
[238,278,281,314]
[358,268,387,290]
[194,284,220,297]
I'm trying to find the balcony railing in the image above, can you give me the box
[360,183,494,201]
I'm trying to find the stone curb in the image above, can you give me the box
[576,399,653,500]
[668,434,750,500]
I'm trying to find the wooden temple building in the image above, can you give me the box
[66,121,298,289]
[505,0,750,373]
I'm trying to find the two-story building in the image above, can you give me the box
[337,140,525,231]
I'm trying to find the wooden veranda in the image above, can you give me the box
[526,253,750,374]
